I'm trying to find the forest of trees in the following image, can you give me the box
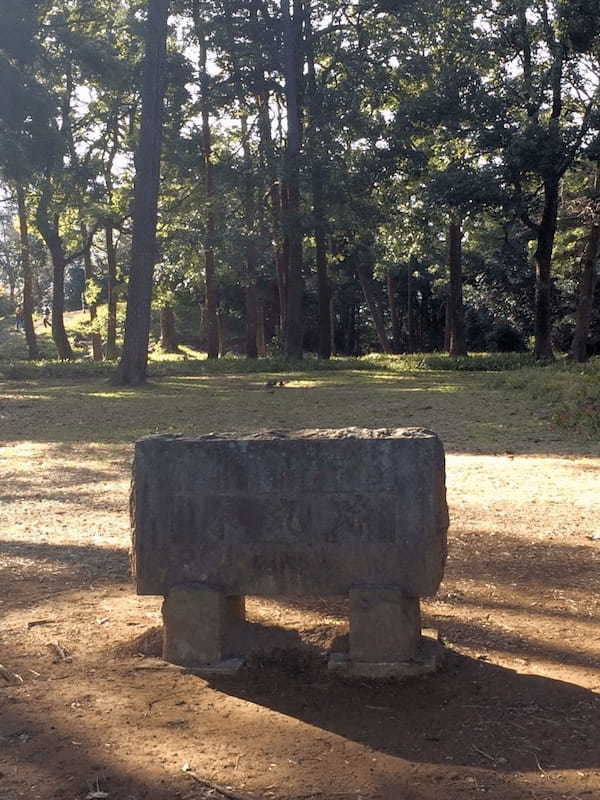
[1,0,600,383]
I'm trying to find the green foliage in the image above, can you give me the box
[0,349,540,380]
[1,0,600,370]
[486,357,600,437]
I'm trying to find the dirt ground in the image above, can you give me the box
[1,369,599,800]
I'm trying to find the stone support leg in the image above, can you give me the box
[349,587,421,663]
[162,583,246,667]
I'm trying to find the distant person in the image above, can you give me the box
[15,305,23,331]
[43,306,51,329]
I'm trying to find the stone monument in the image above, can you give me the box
[131,428,449,677]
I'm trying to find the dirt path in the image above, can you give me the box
[1,374,599,800]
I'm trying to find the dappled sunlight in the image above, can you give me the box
[1,373,599,800]
[2,369,595,454]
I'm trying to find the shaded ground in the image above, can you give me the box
[1,360,599,800]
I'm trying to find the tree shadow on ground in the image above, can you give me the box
[3,635,599,800]
[0,703,190,800]
[1,372,598,456]
[0,539,129,612]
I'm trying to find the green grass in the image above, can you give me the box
[1,362,597,455]
[484,357,600,439]
[1,311,598,443]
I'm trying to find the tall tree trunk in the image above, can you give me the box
[204,253,219,359]
[103,90,121,362]
[357,247,390,354]
[256,300,266,356]
[217,310,226,356]
[443,298,451,352]
[113,0,170,385]
[16,185,38,360]
[193,2,219,360]
[406,266,414,353]
[223,4,259,359]
[281,0,304,359]
[245,285,258,359]
[329,293,336,356]
[387,269,402,354]
[448,214,467,357]
[105,224,118,360]
[81,223,103,361]
[160,304,180,352]
[277,203,289,338]
[256,82,285,334]
[315,225,331,358]
[343,294,359,355]
[354,300,361,355]
[306,8,331,359]
[35,185,73,360]
[533,177,560,360]
[570,221,600,362]
[49,239,73,360]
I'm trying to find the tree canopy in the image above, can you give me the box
[1,0,600,377]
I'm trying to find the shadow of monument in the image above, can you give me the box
[200,639,600,775]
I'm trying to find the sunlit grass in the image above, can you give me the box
[1,312,598,440]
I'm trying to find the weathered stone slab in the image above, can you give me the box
[349,588,421,662]
[328,632,444,679]
[161,584,246,667]
[131,428,448,599]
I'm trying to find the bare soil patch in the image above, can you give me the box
[1,372,599,800]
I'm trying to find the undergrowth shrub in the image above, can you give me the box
[487,357,600,438]
[0,351,538,380]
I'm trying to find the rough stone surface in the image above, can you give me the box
[131,428,448,598]
[328,633,444,679]
[161,584,245,667]
[349,588,421,662]
[186,658,245,677]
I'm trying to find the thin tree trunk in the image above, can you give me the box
[387,270,402,354]
[277,206,289,338]
[222,5,259,359]
[217,310,226,356]
[16,185,38,360]
[113,0,170,385]
[532,33,562,362]
[256,300,266,356]
[35,186,73,360]
[444,298,451,352]
[448,214,467,357]
[329,293,336,356]
[533,177,559,360]
[103,90,121,362]
[281,0,304,359]
[49,240,72,360]
[357,248,390,354]
[256,83,285,334]
[315,225,331,359]
[81,223,103,361]
[245,285,258,359]
[406,266,414,353]
[193,2,219,360]
[570,221,600,362]
[105,223,118,360]
[160,304,180,352]
[306,8,331,359]
[204,253,219,359]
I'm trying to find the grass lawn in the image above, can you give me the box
[0,311,599,800]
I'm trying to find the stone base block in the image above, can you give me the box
[350,587,421,662]
[329,633,444,679]
[162,583,246,667]
[186,658,245,677]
